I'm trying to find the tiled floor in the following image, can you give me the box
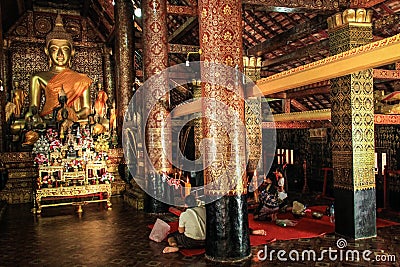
[0,196,399,267]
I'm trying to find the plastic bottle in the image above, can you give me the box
[330,203,335,223]
[276,220,287,227]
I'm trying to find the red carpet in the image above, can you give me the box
[249,206,334,246]
[150,205,399,257]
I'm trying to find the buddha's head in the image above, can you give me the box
[45,14,75,68]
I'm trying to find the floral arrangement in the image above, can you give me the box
[100,172,114,184]
[95,151,109,161]
[46,128,58,142]
[50,139,62,152]
[34,153,49,166]
[94,133,110,152]
[79,127,93,150]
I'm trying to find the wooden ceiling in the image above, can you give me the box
[2,0,400,114]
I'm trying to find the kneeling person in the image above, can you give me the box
[163,194,206,253]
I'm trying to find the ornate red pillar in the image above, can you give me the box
[114,0,135,144]
[199,0,250,262]
[142,0,172,213]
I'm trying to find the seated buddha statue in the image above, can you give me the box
[25,14,92,121]
[22,106,45,146]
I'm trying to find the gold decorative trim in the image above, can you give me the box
[168,44,200,54]
[273,109,331,122]
[0,152,33,163]
[256,33,400,95]
[373,69,400,80]
[327,8,373,30]
[36,184,112,214]
[167,5,197,16]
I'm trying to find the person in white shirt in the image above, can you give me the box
[163,194,206,253]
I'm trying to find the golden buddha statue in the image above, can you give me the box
[26,14,92,121]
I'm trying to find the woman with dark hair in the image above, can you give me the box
[254,174,281,221]
[163,194,206,253]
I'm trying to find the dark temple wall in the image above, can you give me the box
[274,125,400,210]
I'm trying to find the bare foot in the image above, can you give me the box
[251,229,266,236]
[163,246,180,253]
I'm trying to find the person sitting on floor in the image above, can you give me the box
[163,194,206,253]
[254,174,281,221]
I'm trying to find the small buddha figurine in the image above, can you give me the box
[56,88,78,122]
[12,80,26,118]
[26,14,92,120]
[109,100,117,131]
[26,106,46,130]
[22,106,44,146]
[94,82,108,118]
[5,96,16,123]
[92,115,106,135]
[22,125,39,147]
[59,108,74,140]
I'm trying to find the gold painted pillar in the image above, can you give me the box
[114,0,135,144]
[328,9,376,239]
[246,96,262,174]
[102,45,114,102]
[193,82,203,179]
[142,0,172,213]
[199,0,250,262]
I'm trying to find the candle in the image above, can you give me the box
[185,177,191,197]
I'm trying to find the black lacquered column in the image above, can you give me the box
[205,194,250,262]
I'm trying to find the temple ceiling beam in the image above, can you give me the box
[373,69,400,80]
[242,0,347,12]
[290,99,309,111]
[167,5,197,16]
[247,15,329,56]
[286,86,330,99]
[265,68,400,99]
[168,44,199,53]
[263,39,329,68]
[260,14,399,68]
[350,0,387,8]
[168,16,197,43]
[255,33,400,96]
